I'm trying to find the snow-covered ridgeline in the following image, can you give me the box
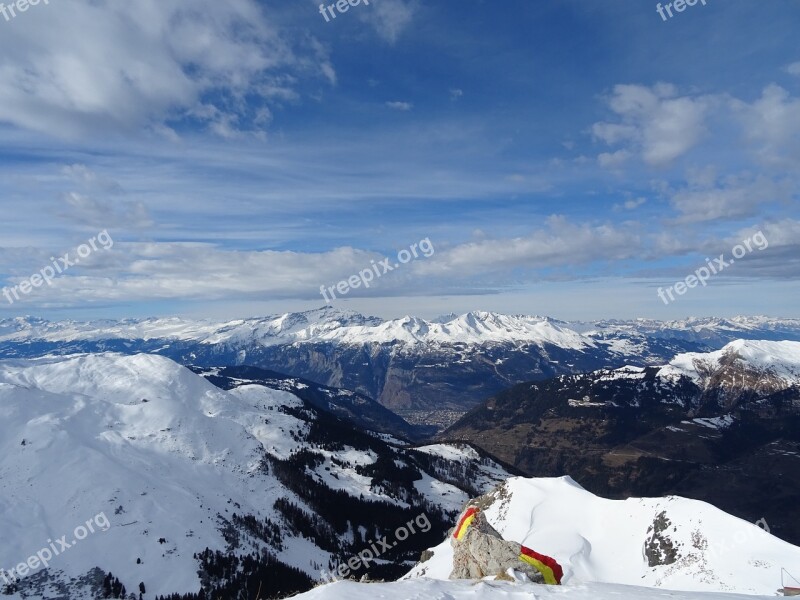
[3,310,800,350]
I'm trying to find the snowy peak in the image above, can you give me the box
[202,307,383,345]
[8,310,800,349]
[0,307,381,345]
[553,339,800,405]
[314,311,594,348]
[657,340,800,412]
[3,312,800,414]
[0,352,514,599]
[404,476,800,596]
[429,311,593,348]
[665,339,800,385]
[0,352,210,401]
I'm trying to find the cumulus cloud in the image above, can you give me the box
[730,84,800,166]
[668,171,790,224]
[54,164,152,229]
[0,242,390,307]
[592,83,711,167]
[415,216,641,275]
[716,219,800,278]
[4,213,799,309]
[613,198,647,211]
[598,149,631,169]
[359,0,416,44]
[0,217,645,308]
[592,81,800,173]
[0,0,334,138]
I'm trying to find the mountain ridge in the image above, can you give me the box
[401,476,800,595]
[4,310,800,347]
[441,340,800,545]
[3,310,800,415]
[0,352,513,599]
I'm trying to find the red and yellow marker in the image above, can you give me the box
[453,507,478,540]
[519,545,564,585]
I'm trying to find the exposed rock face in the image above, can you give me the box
[450,508,545,583]
[644,511,679,567]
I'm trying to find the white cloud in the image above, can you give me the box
[591,123,638,145]
[730,84,800,166]
[592,83,711,167]
[60,192,153,229]
[613,197,647,211]
[415,216,641,275]
[55,165,151,229]
[0,0,334,138]
[669,172,789,224]
[598,149,631,168]
[786,61,800,76]
[61,164,122,194]
[359,0,416,44]
[3,213,799,309]
[592,80,800,172]
[0,218,644,308]
[386,101,413,111]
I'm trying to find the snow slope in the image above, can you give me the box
[0,353,512,599]
[404,477,800,596]
[0,353,301,596]
[663,339,800,384]
[296,578,781,600]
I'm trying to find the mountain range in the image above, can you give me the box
[3,310,800,423]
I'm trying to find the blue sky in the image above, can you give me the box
[0,0,798,321]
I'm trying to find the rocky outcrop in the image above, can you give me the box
[449,507,546,583]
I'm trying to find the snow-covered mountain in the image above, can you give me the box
[664,339,800,388]
[3,311,800,349]
[3,351,798,599]
[403,476,800,594]
[443,340,800,546]
[0,353,512,599]
[2,310,800,415]
[188,364,428,439]
[299,477,800,600]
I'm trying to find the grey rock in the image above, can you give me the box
[449,508,545,583]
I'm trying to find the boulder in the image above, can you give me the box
[449,507,546,583]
